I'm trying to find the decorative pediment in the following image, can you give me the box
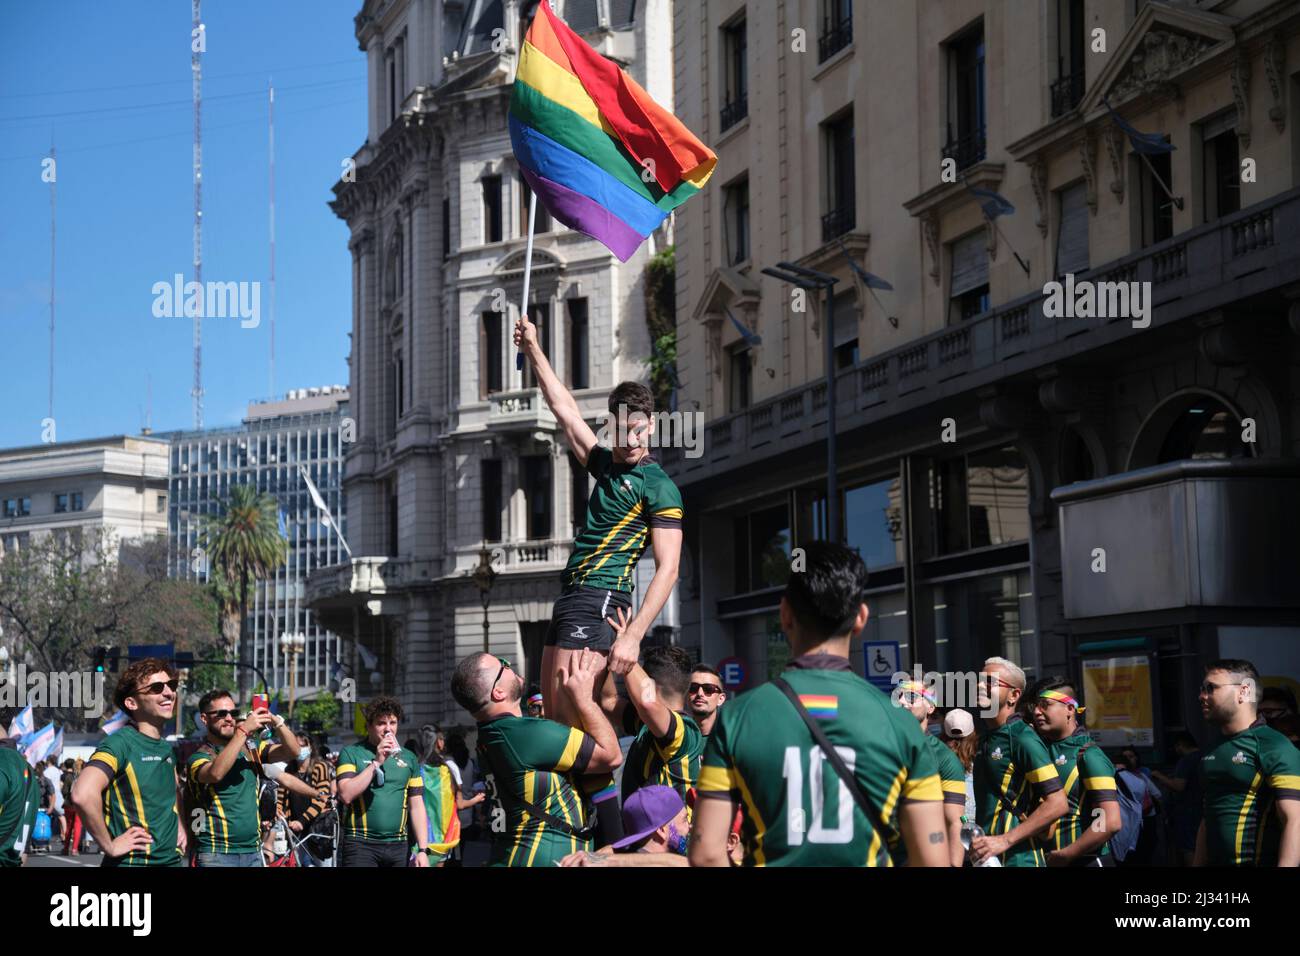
[496,248,562,277]
[1075,2,1238,117]
[691,266,761,322]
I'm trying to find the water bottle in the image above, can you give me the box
[272,818,288,856]
[960,816,1002,867]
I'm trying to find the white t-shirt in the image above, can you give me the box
[43,766,64,813]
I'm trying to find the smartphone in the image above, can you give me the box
[251,694,269,713]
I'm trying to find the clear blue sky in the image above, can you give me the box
[0,1,367,447]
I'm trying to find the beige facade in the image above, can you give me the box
[0,435,170,558]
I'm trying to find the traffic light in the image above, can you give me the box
[92,646,107,673]
[107,647,121,673]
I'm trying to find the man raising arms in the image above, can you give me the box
[514,312,683,844]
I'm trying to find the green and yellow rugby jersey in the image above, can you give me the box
[476,715,595,867]
[621,710,705,804]
[187,737,273,854]
[696,657,943,866]
[0,746,40,867]
[87,725,183,867]
[561,446,683,592]
[973,714,1063,867]
[1201,717,1300,866]
[336,742,423,843]
[926,733,969,811]
[419,763,461,864]
[1045,731,1118,856]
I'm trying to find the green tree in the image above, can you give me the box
[643,245,678,411]
[202,485,286,704]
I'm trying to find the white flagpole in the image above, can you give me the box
[516,191,538,371]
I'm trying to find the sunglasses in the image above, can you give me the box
[1199,681,1245,695]
[689,683,722,696]
[204,709,238,720]
[136,679,179,696]
[486,657,510,704]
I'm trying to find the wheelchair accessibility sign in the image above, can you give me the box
[864,641,900,691]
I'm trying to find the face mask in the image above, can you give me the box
[298,747,311,762]
[667,824,689,856]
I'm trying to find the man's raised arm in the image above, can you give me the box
[514,313,598,465]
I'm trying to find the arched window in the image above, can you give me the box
[1058,427,1096,484]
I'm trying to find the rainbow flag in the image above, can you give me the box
[509,0,716,262]
[799,695,839,720]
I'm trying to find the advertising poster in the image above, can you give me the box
[1082,655,1155,747]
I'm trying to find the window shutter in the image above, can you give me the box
[1055,181,1089,277]
[949,231,988,297]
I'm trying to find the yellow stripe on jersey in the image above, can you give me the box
[576,502,643,573]
[91,751,119,775]
[901,773,942,802]
[124,765,149,836]
[940,779,967,796]
[654,507,683,520]
[1235,771,1262,866]
[406,776,421,788]
[586,524,647,583]
[733,767,768,866]
[337,763,357,775]
[614,529,649,588]
[525,771,547,867]
[1062,765,1081,801]
[555,728,584,773]
[1025,764,1060,784]
[696,763,736,794]
[1084,775,1117,791]
[657,713,685,760]
[1272,774,1300,792]
[211,789,230,852]
[872,767,908,867]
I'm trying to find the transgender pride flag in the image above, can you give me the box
[509,0,715,262]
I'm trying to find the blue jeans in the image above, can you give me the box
[196,850,263,868]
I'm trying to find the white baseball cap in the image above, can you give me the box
[943,709,975,738]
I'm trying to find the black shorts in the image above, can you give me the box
[545,585,633,651]
[340,836,410,868]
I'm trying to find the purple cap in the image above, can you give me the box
[610,785,684,850]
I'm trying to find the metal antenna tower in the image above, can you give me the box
[269,78,276,400]
[48,143,55,423]
[192,0,204,429]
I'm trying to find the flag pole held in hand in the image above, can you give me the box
[516,191,537,371]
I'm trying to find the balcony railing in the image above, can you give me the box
[1050,69,1085,118]
[818,17,853,63]
[660,187,1300,477]
[720,95,748,132]
[942,128,986,171]
[452,539,572,575]
[821,204,856,242]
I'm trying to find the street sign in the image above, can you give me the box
[863,641,900,691]
[718,656,746,692]
[128,643,175,662]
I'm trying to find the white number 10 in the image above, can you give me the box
[782,745,856,845]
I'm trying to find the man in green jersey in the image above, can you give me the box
[72,658,188,866]
[0,737,40,867]
[896,679,967,866]
[515,312,683,844]
[1195,659,1300,866]
[187,688,300,866]
[600,640,705,805]
[336,695,431,867]
[451,648,622,867]
[1030,677,1121,867]
[968,656,1067,867]
[690,542,948,867]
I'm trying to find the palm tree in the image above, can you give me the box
[207,564,243,662]
[202,484,286,703]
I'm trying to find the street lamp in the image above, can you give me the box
[279,632,306,717]
[470,546,499,653]
[761,261,842,544]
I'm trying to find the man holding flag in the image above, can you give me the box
[508,0,711,847]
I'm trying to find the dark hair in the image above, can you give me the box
[446,733,470,769]
[363,695,404,725]
[782,541,869,640]
[643,646,692,700]
[113,657,179,711]
[451,653,492,713]
[608,380,654,418]
[1206,659,1261,687]
[944,733,978,773]
[1262,686,1298,713]
[418,724,446,767]
[691,663,722,682]
[1121,747,1141,768]
[197,688,235,715]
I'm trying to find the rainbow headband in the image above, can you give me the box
[898,681,936,704]
[1039,689,1083,711]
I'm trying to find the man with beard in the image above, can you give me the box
[1196,659,1300,866]
[687,664,726,737]
[72,658,188,866]
[452,649,621,867]
[186,689,299,866]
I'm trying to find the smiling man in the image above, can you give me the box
[186,688,299,867]
[72,658,187,867]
